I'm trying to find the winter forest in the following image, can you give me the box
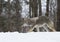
[0,0,60,33]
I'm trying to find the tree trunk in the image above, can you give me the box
[0,0,3,15]
[32,0,38,17]
[45,0,49,17]
[56,0,60,31]
[38,0,42,16]
[29,0,32,18]
[15,0,22,32]
[7,0,12,32]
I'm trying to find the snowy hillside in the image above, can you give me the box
[0,32,60,42]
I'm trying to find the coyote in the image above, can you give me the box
[28,16,56,32]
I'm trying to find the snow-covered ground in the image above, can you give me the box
[0,32,60,42]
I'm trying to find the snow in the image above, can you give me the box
[0,32,60,42]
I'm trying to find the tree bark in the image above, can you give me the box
[15,0,22,32]
[29,0,32,18]
[45,0,49,17]
[38,0,42,16]
[32,0,38,17]
[0,0,3,15]
[7,0,12,32]
[56,0,60,31]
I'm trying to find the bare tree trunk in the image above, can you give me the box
[32,0,38,17]
[45,0,49,17]
[56,0,60,31]
[15,0,22,32]
[0,0,3,15]
[7,0,12,32]
[38,0,42,16]
[29,0,32,18]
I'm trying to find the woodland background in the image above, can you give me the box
[0,0,60,32]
